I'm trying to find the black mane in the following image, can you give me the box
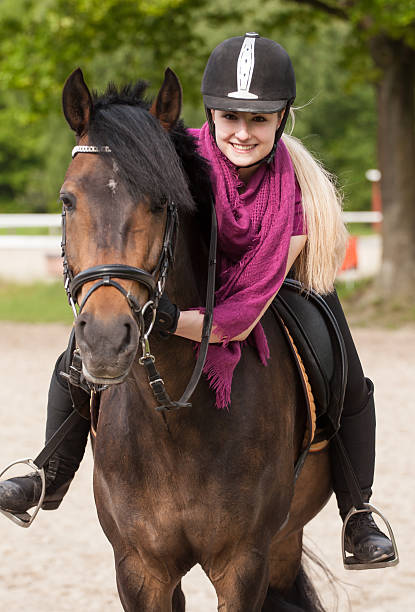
[88,81,212,218]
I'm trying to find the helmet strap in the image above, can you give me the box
[205,106,216,138]
[234,143,276,170]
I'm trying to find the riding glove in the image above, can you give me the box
[153,294,180,335]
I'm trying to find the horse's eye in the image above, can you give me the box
[151,199,166,214]
[59,193,76,210]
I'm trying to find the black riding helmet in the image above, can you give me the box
[201,32,296,166]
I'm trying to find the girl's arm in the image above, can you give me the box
[174,234,307,344]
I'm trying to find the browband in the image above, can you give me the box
[72,145,112,158]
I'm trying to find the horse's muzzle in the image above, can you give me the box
[75,311,139,384]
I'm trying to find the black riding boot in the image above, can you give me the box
[323,291,394,565]
[0,351,90,514]
[331,379,394,564]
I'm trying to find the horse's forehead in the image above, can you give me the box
[62,155,127,207]
[63,153,113,186]
[61,154,153,239]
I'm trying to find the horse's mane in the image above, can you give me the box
[88,81,212,222]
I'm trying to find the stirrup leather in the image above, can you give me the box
[0,459,46,528]
[342,502,399,570]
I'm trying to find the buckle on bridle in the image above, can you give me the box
[149,377,164,388]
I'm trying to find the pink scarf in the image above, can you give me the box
[192,123,297,408]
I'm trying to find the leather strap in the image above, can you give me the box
[143,199,217,411]
[332,434,365,510]
[70,264,156,304]
[33,409,84,470]
[271,306,314,481]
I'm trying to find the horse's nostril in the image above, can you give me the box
[75,315,88,342]
[124,323,131,346]
[125,323,131,340]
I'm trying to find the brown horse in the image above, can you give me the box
[60,67,332,611]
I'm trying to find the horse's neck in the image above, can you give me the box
[166,211,209,308]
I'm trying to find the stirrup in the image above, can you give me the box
[342,502,399,570]
[0,459,46,528]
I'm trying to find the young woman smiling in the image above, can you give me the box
[0,33,396,570]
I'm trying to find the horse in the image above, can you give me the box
[60,66,332,611]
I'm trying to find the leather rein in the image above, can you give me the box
[63,144,217,411]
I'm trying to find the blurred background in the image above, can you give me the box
[1,0,414,323]
[0,3,414,610]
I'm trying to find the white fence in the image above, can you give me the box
[0,212,382,282]
[0,215,61,281]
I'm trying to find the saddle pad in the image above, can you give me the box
[273,279,348,438]
[276,314,329,458]
[277,318,316,451]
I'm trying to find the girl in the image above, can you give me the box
[0,33,394,568]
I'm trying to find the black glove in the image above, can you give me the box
[153,293,180,335]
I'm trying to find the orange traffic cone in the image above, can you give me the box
[340,235,358,271]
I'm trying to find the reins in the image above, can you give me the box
[141,200,217,411]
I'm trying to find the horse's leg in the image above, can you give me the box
[172,582,186,612]
[268,531,303,596]
[278,446,332,542]
[114,550,180,612]
[260,532,304,611]
[265,529,326,612]
[262,448,332,609]
[207,550,269,612]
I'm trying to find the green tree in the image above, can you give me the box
[279,0,415,299]
[0,0,206,210]
[0,0,376,212]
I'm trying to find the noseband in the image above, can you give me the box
[62,144,217,412]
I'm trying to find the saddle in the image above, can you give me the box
[271,279,348,443]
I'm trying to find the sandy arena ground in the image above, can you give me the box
[0,322,413,611]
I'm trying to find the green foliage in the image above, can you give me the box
[0,281,73,323]
[0,0,393,213]
[0,0,205,212]
[346,1,415,44]
[284,22,377,211]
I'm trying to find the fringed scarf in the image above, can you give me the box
[190,123,297,408]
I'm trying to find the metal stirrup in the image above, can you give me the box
[0,409,85,528]
[0,459,46,528]
[342,503,399,570]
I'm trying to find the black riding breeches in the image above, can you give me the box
[323,290,376,509]
[44,352,90,485]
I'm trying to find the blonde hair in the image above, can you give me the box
[282,131,348,294]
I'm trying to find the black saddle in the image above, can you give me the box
[271,279,348,439]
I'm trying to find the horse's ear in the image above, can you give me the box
[149,68,182,131]
[62,68,93,136]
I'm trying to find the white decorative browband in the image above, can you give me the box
[72,145,112,158]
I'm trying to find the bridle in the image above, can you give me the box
[62,144,217,411]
